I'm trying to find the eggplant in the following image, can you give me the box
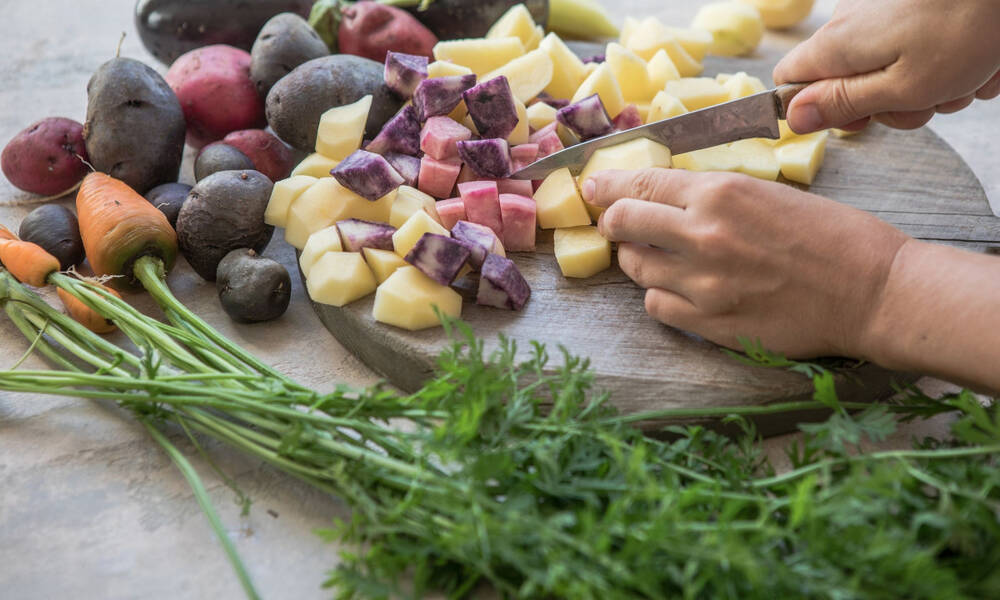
[403,0,548,40]
[135,0,314,64]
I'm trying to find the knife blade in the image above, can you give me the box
[509,83,808,181]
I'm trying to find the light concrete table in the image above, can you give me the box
[0,1,995,598]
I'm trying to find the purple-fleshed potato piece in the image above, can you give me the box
[336,218,397,252]
[384,52,429,99]
[436,198,467,230]
[451,220,505,269]
[613,104,643,131]
[456,138,512,179]
[331,150,405,201]
[365,105,422,156]
[463,76,519,140]
[556,94,614,141]
[498,193,536,252]
[458,180,503,238]
[420,116,473,160]
[384,152,421,188]
[418,155,461,199]
[582,54,605,64]
[529,122,564,158]
[477,253,530,310]
[404,232,472,285]
[412,74,477,121]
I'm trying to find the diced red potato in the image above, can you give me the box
[613,104,643,131]
[365,105,422,156]
[337,219,397,252]
[498,194,536,252]
[435,197,467,230]
[222,129,294,182]
[497,178,534,197]
[529,123,564,158]
[456,138,513,179]
[1,117,89,195]
[331,150,405,201]
[404,233,471,285]
[458,180,503,238]
[477,253,531,311]
[463,76,519,140]
[384,152,421,188]
[384,52,429,99]
[451,220,505,269]
[510,143,540,171]
[412,74,478,122]
[419,116,472,161]
[338,2,438,63]
[556,94,614,141]
[418,155,462,199]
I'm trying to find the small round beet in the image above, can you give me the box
[195,143,255,182]
[144,182,192,228]
[2,117,89,196]
[216,248,291,322]
[17,204,85,270]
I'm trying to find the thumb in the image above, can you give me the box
[786,71,899,133]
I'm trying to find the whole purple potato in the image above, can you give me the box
[1,117,89,196]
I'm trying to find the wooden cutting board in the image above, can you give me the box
[306,55,1000,433]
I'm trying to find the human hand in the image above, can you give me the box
[582,169,911,359]
[773,0,1000,133]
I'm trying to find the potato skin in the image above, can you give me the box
[265,54,402,152]
[176,170,274,281]
[83,58,186,195]
[18,204,85,270]
[222,129,295,181]
[195,143,254,182]
[1,117,89,196]
[216,248,291,322]
[144,182,191,228]
[338,2,438,63]
[250,12,328,98]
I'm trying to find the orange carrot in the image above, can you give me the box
[0,237,61,287]
[75,172,177,282]
[57,285,121,334]
[0,225,17,241]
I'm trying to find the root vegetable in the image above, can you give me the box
[1,117,88,196]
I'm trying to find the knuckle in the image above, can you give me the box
[629,169,664,201]
[827,78,865,121]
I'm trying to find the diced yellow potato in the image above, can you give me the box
[291,153,339,178]
[363,248,409,284]
[620,16,641,46]
[285,179,394,249]
[572,63,626,118]
[605,43,654,103]
[692,2,764,57]
[578,138,673,220]
[715,72,734,85]
[433,37,526,77]
[526,101,558,130]
[373,266,463,331]
[427,61,473,78]
[554,226,612,279]
[584,62,600,76]
[265,175,316,227]
[635,102,651,122]
[509,98,530,145]
[831,127,860,138]
[556,123,579,147]
[672,145,741,172]
[760,119,798,146]
[447,100,468,124]
[485,48,554,104]
[299,225,344,278]
[315,95,371,160]
[306,252,377,307]
[534,168,592,229]
[548,0,620,40]
[663,26,713,62]
[626,17,703,77]
[723,71,767,99]
[776,130,828,185]
[390,186,441,229]
[665,78,730,111]
[462,113,479,136]
[728,139,780,180]
[646,49,681,91]
[737,0,816,29]
[539,33,588,101]
[486,4,539,47]
[648,91,688,123]
[392,209,450,259]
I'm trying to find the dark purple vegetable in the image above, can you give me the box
[384,52,429,99]
[384,153,421,188]
[18,204,84,270]
[412,74,477,122]
[331,150,405,201]
[194,143,255,182]
[451,220,504,270]
[456,138,513,179]
[532,93,570,110]
[464,76,519,140]
[250,12,329,99]
[556,94,614,141]
[477,253,530,310]
[401,0,548,40]
[216,248,291,323]
[365,105,422,156]
[336,218,396,252]
[144,182,191,227]
[404,233,471,285]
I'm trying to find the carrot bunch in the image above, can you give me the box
[0,224,60,287]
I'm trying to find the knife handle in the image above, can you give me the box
[775,83,811,120]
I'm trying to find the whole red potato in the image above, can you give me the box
[1,117,89,195]
[339,1,438,63]
[166,45,266,149]
[222,129,295,181]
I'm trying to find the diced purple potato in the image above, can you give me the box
[456,138,513,179]
[498,193,536,252]
[337,218,397,252]
[556,94,614,141]
[582,54,606,64]
[529,123,564,158]
[510,143,539,171]
[436,198,467,230]
[412,74,478,121]
[419,116,473,160]
[463,76,519,140]
[451,220,505,269]
[477,254,531,311]
[458,180,503,238]
[365,105,422,156]
[404,233,472,286]
[498,178,534,197]
[418,155,461,198]
[331,150,405,201]
[530,93,570,110]
[613,104,643,131]
[384,152,421,188]
[384,52,429,99]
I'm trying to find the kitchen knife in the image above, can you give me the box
[509,83,809,180]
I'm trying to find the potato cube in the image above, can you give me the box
[578,138,673,219]
[265,175,316,227]
[315,95,371,160]
[723,72,767,99]
[692,2,764,57]
[665,78,731,111]
[487,4,541,49]
[626,17,703,76]
[663,26,713,62]
[390,185,441,229]
[534,168,592,229]
[648,91,688,123]
[433,37,526,77]
[620,16,641,46]
[509,98,531,145]
[285,178,393,249]
[435,197,467,230]
[671,145,741,172]
[526,102,558,130]
[736,0,816,29]
[539,33,588,100]
[306,252,377,307]
[363,247,409,283]
[427,61,473,78]
[484,49,554,104]
[606,43,654,103]
[498,194,537,251]
[373,266,463,330]
[728,139,780,180]
[418,155,462,199]
[393,209,450,258]
[571,63,626,118]
[554,226,612,279]
[776,131,828,185]
[299,225,344,278]
[291,153,340,178]
[646,49,681,91]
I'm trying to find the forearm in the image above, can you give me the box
[861,239,1000,393]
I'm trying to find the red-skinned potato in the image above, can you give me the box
[339,2,438,63]
[1,117,89,195]
[165,45,266,149]
[222,129,295,181]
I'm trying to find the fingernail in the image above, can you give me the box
[581,178,595,202]
[790,102,824,133]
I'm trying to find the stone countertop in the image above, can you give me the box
[0,1,995,598]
